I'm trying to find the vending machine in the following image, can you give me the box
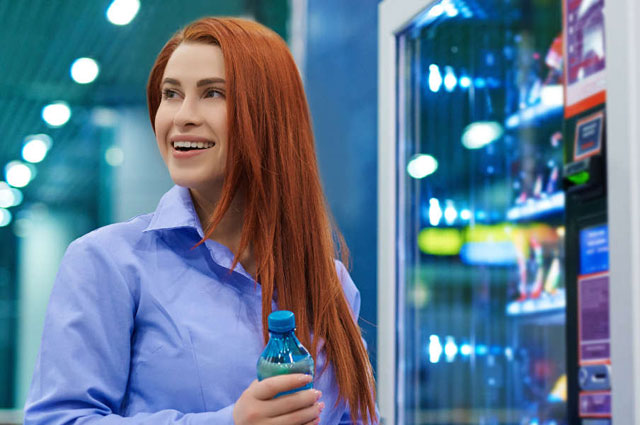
[376,0,632,423]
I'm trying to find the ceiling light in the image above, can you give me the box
[5,161,34,188]
[70,57,100,84]
[106,0,140,26]
[0,183,23,208]
[42,102,71,127]
[22,134,52,163]
[0,183,12,208]
[0,208,11,227]
[462,121,504,149]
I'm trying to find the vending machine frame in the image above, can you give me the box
[377,0,640,423]
[605,0,640,420]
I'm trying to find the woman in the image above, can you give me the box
[24,17,377,425]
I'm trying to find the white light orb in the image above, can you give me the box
[106,0,140,26]
[461,121,504,149]
[71,57,100,84]
[42,102,71,127]
[105,146,124,167]
[407,154,438,179]
[5,161,33,188]
[0,208,12,227]
[22,134,52,163]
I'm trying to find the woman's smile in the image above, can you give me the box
[170,136,217,159]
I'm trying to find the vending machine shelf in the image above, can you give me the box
[506,289,566,316]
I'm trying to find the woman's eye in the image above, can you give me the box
[162,89,178,99]
[205,89,224,99]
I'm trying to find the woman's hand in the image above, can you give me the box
[233,374,325,425]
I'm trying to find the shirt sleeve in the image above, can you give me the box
[334,261,381,425]
[23,237,236,425]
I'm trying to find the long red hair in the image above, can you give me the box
[147,17,376,423]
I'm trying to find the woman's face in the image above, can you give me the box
[155,42,228,195]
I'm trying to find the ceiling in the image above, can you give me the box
[0,0,287,214]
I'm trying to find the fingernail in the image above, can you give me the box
[301,374,313,383]
[314,390,322,400]
[318,401,325,412]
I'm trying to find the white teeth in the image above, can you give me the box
[172,141,215,149]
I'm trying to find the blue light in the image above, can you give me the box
[444,336,458,362]
[475,210,487,220]
[506,192,565,220]
[460,241,518,266]
[444,201,457,225]
[460,209,471,220]
[475,344,488,356]
[427,4,444,19]
[444,66,457,92]
[505,347,514,360]
[429,335,443,363]
[443,0,459,17]
[548,393,563,403]
[428,65,442,92]
[460,344,472,356]
[459,76,472,88]
[429,198,443,226]
[474,78,486,88]
[506,115,520,128]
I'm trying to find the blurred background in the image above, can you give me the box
[0,0,379,420]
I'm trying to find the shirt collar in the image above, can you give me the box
[143,185,256,283]
[143,185,205,238]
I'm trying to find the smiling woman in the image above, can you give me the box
[23,16,378,425]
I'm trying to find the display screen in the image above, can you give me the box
[579,224,609,275]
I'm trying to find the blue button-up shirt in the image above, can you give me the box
[24,185,373,424]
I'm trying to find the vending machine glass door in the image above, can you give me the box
[396,1,567,424]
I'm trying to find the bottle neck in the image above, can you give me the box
[269,329,295,339]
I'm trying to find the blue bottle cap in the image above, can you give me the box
[268,310,295,332]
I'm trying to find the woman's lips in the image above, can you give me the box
[171,143,215,159]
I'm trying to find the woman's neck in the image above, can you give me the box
[189,186,256,277]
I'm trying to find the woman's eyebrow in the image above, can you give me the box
[162,78,181,86]
[197,78,226,87]
[161,77,226,87]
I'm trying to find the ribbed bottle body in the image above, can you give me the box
[257,313,314,398]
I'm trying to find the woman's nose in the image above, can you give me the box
[173,98,202,128]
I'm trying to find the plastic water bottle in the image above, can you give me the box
[257,310,314,398]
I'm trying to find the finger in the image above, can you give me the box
[275,401,324,425]
[302,419,320,425]
[267,389,321,417]
[252,374,313,400]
